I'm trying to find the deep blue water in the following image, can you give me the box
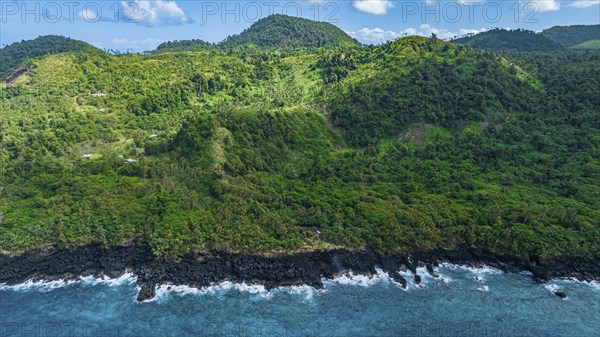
[1,264,599,337]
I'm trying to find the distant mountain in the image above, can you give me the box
[155,39,214,53]
[452,29,564,52]
[0,35,98,80]
[219,14,360,49]
[542,25,600,47]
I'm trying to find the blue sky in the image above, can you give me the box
[1,0,599,51]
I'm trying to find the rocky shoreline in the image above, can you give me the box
[1,244,599,301]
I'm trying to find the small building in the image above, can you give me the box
[99,108,105,112]
[83,154,92,159]
[126,158,137,163]
[91,93,107,97]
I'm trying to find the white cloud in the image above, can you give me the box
[123,0,191,27]
[525,0,560,12]
[566,0,600,8]
[352,0,395,15]
[457,28,488,36]
[111,38,165,50]
[348,27,402,44]
[348,25,487,44]
[415,24,486,40]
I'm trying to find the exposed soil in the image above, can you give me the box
[6,68,27,85]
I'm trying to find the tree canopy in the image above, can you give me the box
[0,35,101,79]
[542,24,600,47]
[453,29,564,52]
[220,14,360,50]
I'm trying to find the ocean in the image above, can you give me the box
[1,264,599,337]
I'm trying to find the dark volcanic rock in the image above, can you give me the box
[390,272,408,288]
[137,281,156,302]
[414,274,422,285]
[1,245,598,302]
[554,291,567,299]
[0,243,153,286]
[426,263,438,278]
[543,256,600,282]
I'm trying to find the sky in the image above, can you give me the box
[1,0,599,51]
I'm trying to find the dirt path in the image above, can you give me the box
[6,68,27,85]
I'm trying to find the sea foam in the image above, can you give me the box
[0,279,79,292]
[437,262,503,275]
[147,281,324,303]
[437,262,502,283]
[274,284,320,301]
[324,268,388,287]
[543,284,560,293]
[79,272,137,286]
[147,268,402,303]
[395,268,443,290]
[152,282,271,300]
[552,278,600,291]
[0,272,137,292]
[477,285,490,293]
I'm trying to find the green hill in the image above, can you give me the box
[0,35,100,80]
[153,15,360,52]
[219,14,360,49]
[327,36,542,146]
[453,29,564,52]
[542,25,600,47]
[155,39,214,53]
[0,27,599,261]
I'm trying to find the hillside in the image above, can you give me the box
[220,14,360,49]
[155,39,214,53]
[327,36,542,146]
[0,35,100,80]
[452,29,564,52]
[542,24,600,47]
[572,39,600,49]
[152,15,360,52]
[0,26,599,262]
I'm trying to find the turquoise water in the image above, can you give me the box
[1,264,599,337]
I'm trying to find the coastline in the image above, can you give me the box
[1,244,599,301]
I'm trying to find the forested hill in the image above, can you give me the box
[327,36,542,146]
[542,24,600,47]
[0,22,599,262]
[155,39,214,53]
[452,29,564,52]
[0,35,99,80]
[151,15,360,52]
[220,14,360,49]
